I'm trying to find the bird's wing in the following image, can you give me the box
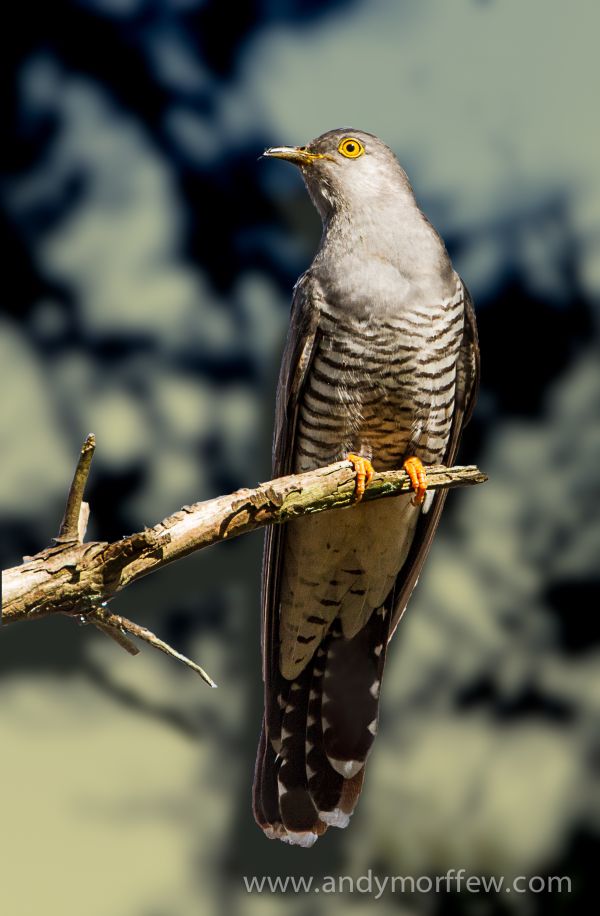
[389,279,480,637]
[260,271,322,688]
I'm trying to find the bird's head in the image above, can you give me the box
[263,128,414,220]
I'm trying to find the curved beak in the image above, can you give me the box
[263,146,330,166]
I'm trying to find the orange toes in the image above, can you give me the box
[403,456,428,506]
[346,453,374,502]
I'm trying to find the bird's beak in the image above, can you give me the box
[263,146,331,166]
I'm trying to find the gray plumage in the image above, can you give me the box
[253,128,479,846]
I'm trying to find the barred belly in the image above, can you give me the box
[294,292,464,474]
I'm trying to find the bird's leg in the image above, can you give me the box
[346,453,374,502]
[403,456,428,506]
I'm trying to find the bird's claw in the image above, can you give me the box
[346,454,374,502]
[403,456,428,506]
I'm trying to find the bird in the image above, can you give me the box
[253,128,479,847]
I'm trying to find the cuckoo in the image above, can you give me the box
[253,128,479,846]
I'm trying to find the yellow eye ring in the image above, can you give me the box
[338,137,365,159]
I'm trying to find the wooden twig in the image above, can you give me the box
[55,433,96,543]
[86,606,217,687]
[91,618,140,656]
[1,438,486,682]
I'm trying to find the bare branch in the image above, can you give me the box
[55,434,96,543]
[1,444,486,682]
[3,458,485,625]
[86,606,217,687]
[91,618,140,656]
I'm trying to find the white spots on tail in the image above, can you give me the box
[370,679,380,699]
[328,757,364,778]
[319,807,350,829]
[280,831,319,848]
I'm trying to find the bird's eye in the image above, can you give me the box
[338,137,365,159]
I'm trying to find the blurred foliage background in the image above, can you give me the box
[1,1,599,914]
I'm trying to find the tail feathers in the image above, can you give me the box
[253,719,325,847]
[322,607,391,775]
[306,628,348,826]
[277,661,322,838]
[253,603,391,846]
[252,726,279,829]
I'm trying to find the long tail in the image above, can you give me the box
[253,601,392,846]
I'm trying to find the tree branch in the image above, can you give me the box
[87,606,217,687]
[55,433,96,543]
[1,436,486,683]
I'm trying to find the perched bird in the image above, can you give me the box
[253,128,479,846]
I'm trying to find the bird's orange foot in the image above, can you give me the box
[403,456,428,506]
[346,453,374,502]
